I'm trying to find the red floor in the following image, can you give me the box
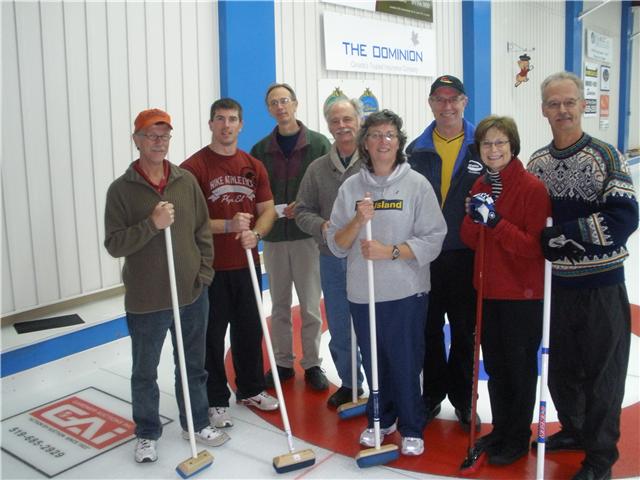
[226,304,640,479]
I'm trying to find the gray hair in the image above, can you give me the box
[265,83,297,105]
[540,71,584,102]
[323,97,363,123]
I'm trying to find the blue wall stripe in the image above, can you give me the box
[617,2,633,153]
[218,1,276,152]
[565,1,583,74]
[1,318,130,377]
[1,275,272,377]
[462,1,491,126]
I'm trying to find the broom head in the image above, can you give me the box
[337,398,368,420]
[272,448,315,473]
[176,450,214,478]
[356,443,399,468]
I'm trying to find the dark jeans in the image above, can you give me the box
[350,293,428,438]
[482,299,542,446]
[126,288,210,439]
[422,249,476,411]
[549,283,631,470]
[206,266,266,406]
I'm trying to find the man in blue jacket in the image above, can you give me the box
[406,75,484,431]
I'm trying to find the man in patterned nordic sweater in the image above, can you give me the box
[528,71,638,480]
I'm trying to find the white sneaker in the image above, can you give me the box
[134,438,157,463]
[209,406,233,428]
[238,391,279,411]
[359,423,397,447]
[182,425,230,447]
[401,436,424,455]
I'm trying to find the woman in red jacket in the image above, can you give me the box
[460,115,551,466]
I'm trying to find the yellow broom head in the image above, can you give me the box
[176,450,214,478]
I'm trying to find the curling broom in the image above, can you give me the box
[460,226,486,475]
[355,219,400,467]
[164,227,214,479]
[337,320,368,419]
[245,248,315,474]
[536,217,553,480]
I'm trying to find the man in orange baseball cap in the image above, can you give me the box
[105,108,228,465]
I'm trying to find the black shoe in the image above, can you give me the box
[424,402,442,425]
[327,386,365,408]
[455,407,481,432]
[475,431,504,457]
[488,443,529,465]
[264,366,295,388]
[571,464,612,480]
[304,366,329,391]
[532,429,584,452]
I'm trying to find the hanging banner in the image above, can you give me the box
[323,11,437,77]
[322,0,433,22]
[583,62,599,118]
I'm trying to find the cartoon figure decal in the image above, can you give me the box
[515,54,533,87]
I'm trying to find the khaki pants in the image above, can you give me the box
[263,237,322,370]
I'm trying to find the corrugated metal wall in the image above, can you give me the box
[491,1,565,161]
[580,0,621,147]
[1,1,220,315]
[273,1,463,143]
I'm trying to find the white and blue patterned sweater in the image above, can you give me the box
[528,133,638,288]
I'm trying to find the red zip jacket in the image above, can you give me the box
[460,158,551,300]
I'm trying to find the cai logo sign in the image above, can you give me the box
[30,396,135,449]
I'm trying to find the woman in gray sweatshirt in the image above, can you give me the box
[327,110,446,456]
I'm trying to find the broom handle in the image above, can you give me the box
[164,227,198,459]
[350,320,358,403]
[468,226,485,449]
[365,221,382,450]
[245,249,295,453]
[536,217,553,480]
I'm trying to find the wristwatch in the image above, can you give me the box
[253,230,262,241]
[391,245,400,260]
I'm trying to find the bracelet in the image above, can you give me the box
[224,219,230,233]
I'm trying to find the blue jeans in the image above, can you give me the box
[319,254,363,389]
[126,288,210,439]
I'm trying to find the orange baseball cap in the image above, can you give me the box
[134,108,173,132]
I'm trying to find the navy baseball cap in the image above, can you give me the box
[429,75,465,96]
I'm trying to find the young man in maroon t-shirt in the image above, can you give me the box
[182,98,278,431]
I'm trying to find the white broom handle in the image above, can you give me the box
[536,217,553,479]
[365,220,381,449]
[164,227,198,459]
[245,249,295,453]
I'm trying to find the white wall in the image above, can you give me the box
[580,0,621,146]
[491,1,565,161]
[273,1,463,143]
[629,7,640,151]
[1,1,220,315]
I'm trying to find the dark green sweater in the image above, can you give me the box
[250,121,330,242]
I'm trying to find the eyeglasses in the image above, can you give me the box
[268,97,292,108]
[544,98,580,110]
[136,133,171,142]
[480,139,509,149]
[367,131,399,142]
[430,95,465,105]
